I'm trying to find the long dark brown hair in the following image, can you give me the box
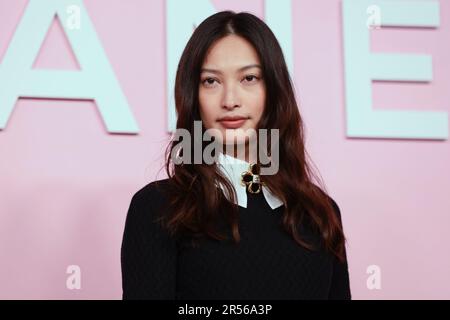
[158,10,347,262]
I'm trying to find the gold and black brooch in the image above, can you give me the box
[240,163,265,194]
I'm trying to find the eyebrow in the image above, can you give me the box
[200,64,262,75]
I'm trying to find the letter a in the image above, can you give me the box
[0,0,139,133]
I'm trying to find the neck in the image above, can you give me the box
[222,142,258,164]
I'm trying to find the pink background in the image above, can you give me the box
[0,0,449,299]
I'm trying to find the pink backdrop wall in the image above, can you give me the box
[0,0,449,299]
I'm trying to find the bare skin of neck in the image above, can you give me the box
[223,140,258,164]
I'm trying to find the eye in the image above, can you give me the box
[201,77,218,88]
[242,75,260,83]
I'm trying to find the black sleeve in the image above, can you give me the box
[120,186,177,299]
[328,198,352,300]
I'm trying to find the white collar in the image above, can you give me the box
[215,152,284,210]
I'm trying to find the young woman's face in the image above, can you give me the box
[199,35,266,146]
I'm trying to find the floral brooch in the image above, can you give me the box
[240,163,265,194]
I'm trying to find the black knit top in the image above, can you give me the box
[121,178,351,300]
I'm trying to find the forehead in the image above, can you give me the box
[201,35,261,71]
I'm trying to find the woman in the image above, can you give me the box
[121,10,351,300]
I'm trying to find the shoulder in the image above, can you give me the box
[127,178,172,220]
[310,183,342,222]
[122,179,178,263]
[132,178,171,204]
[328,195,342,221]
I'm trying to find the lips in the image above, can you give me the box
[218,116,248,129]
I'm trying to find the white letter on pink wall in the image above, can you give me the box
[342,0,447,139]
[0,0,139,134]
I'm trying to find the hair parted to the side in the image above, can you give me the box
[156,10,347,262]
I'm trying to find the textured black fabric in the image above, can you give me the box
[121,179,351,300]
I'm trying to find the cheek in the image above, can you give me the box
[199,92,218,125]
[248,88,265,118]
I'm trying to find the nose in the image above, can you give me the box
[222,83,240,110]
